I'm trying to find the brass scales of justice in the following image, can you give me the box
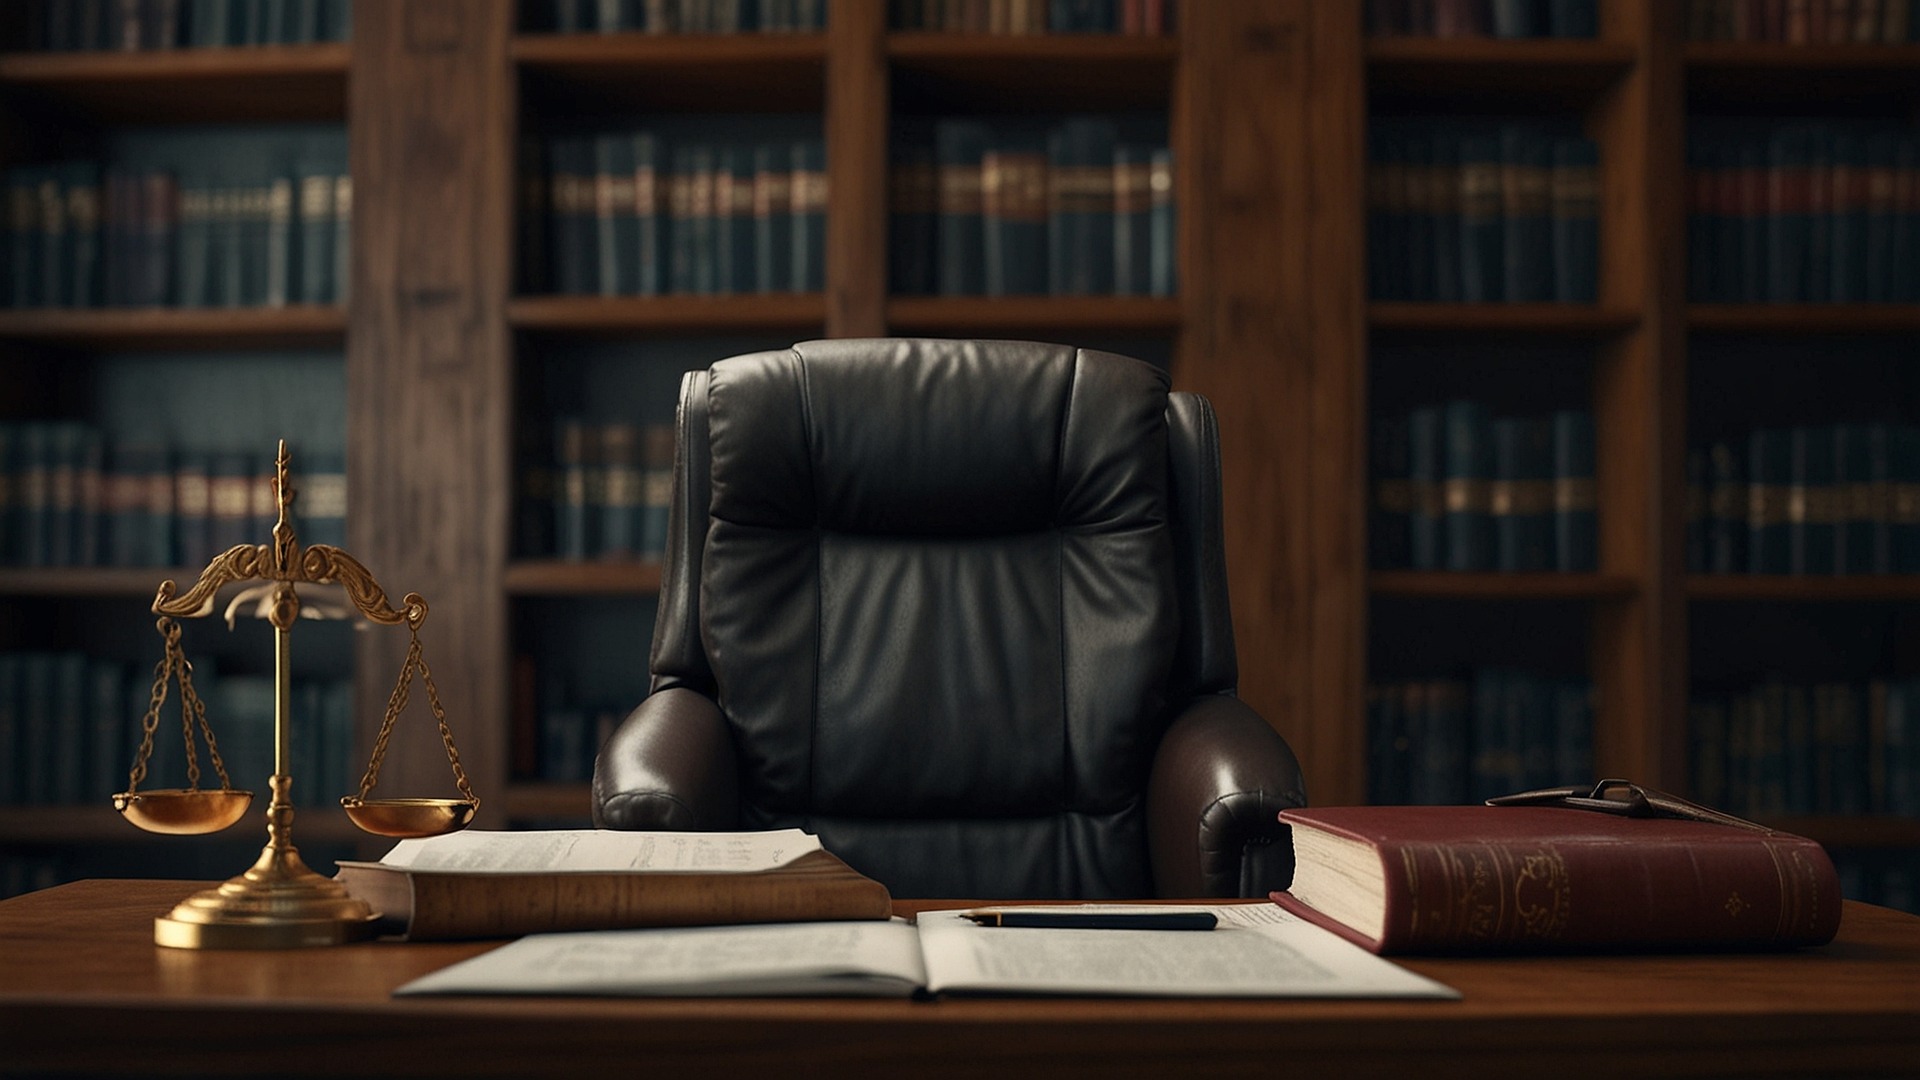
[111,441,480,949]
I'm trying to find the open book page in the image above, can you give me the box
[344,829,822,875]
[914,904,1459,999]
[394,919,928,998]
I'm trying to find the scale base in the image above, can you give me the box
[154,840,379,950]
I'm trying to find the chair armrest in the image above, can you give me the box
[591,687,741,831]
[1146,694,1308,898]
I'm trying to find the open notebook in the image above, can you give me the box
[394,903,1459,1000]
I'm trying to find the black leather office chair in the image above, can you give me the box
[592,339,1306,899]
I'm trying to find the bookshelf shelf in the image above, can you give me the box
[507,294,828,334]
[1758,816,1920,851]
[886,296,1181,334]
[1688,576,1920,602]
[513,33,828,112]
[1685,43,1920,108]
[504,560,663,596]
[0,805,370,847]
[0,44,349,123]
[1687,305,1920,335]
[0,306,348,351]
[888,32,1177,111]
[1366,38,1638,110]
[1368,303,1641,337]
[0,568,184,598]
[503,782,594,822]
[1370,571,1640,600]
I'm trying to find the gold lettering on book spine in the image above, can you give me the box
[1402,842,1570,948]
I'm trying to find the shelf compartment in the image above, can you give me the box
[0,804,371,847]
[504,782,593,822]
[886,296,1180,334]
[1686,43,1920,110]
[1368,302,1641,337]
[1687,305,1920,335]
[1370,571,1640,599]
[505,559,663,596]
[0,44,349,123]
[1366,38,1638,112]
[0,567,191,598]
[1689,575,1920,602]
[514,33,828,113]
[1757,815,1920,851]
[508,294,827,334]
[889,33,1177,112]
[0,305,347,351]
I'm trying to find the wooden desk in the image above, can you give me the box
[3,880,1919,1079]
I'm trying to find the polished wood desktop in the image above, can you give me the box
[3,880,1919,1079]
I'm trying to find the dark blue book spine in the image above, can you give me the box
[207,452,252,553]
[1408,405,1445,570]
[1458,134,1503,303]
[1831,130,1866,303]
[50,653,86,804]
[1787,425,1837,575]
[633,134,663,296]
[296,167,333,304]
[1897,135,1918,302]
[1806,126,1832,303]
[986,143,1048,296]
[174,451,213,569]
[935,120,988,296]
[1686,446,1708,573]
[790,139,826,293]
[45,423,81,568]
[1423,680,1469,805]
[1443,398,1493,571]
[1370,414,1412,569]
[550,137,595,295]
[715,145,755,295]
[1834,423,1869,575]
[1552,409,1596,572]
[264,175,294,306]
[1553,677,1593,788]
[1766,125,1810,303]
[687,145,718,293]
[0,425,15,564]
[1366,684,1409,805]
[1430,132,1461,302]
[1491,0,1539,37]
[1055,117,1116,295]
[1748,427,1790,574]
[597,422,638,558]
[1547,0,1596,36]
[1366,127,1394,300]
[594,133,638,296]
[1469,668,1520,803]
[1113,143,1153,296]
[1692,696,1727,810]
[1687,135,1717,302]
[1148,147,1175,296]
[1866,422,1893,574]
[1549,136,1597,303]
[1898,426,1920,573]
[753,141,793,293]
[100,444,139,567]
[1736,141,1766,303]
[0,656,17,805]
[141,444,176,565]
[1864,131,1898,303]
[1404,131,1434,301]
[1712,136,1745,304]
[16,424,52,567]
[63,163,101,307]
[888,137,936,296]
[71,427,101,567]
[1501,126,1551,303]
[641,422,672,560]
[554,419,591,561]
[7,168,40,308]
[36,169,69,308]
[19,654,52,805]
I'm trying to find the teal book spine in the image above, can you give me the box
[1500,126,1551,303]
[298,448,346,548]
[1404,131,1434,301]
[7,167,39,307]
[71,426,102,567]
[1047,116,1116,295]
[667,147,694,293]
[207,452,253,553]
[1897,425,1920,573]
[554,419,591,561]
[264,175,294,306]
[263,0,289,42]
[1148,147,1175,296]
[790,139,826,292]
[291,0,323,42]
[1430,131,1462,302]
[1866,422,1893,574]
[1748,427,1790,574]
[1553,677,1593,788]
[1457,134,1502,302]
[50,653,85,804]
[101,443,142,567]
[212,182,243,306]
[63,163,101,307]
[141,443,176,566]
[175,178,214,307]
[1112,143,1153,296]
[1552,409,1596,572]
[0,656,18,804]
[1370,414,1411,569]
[332,173,351,304]
[1550,136,1598,302]
[1898,135,1918,302]
[687,145,717,295]
[597,422,639,557]
[296,168,333,303]
[593,133,638,296]
[1736,140,1766,303]
[551,137,594,294]
[1365,683,1409,805]
[1864,130,1898,302]
[1767,125,1810,302]
[236,176,268,307]
[1493,415,1553,572]
[888,136,936,295]
[174,451,213,568]
[716,144,755,295]
[45,423,80,568]
[1806,126,1832,302]
[517,136,548,294]
[1469,668,1520,803]
[641,422,672,559]
[1442,398,1492,571]
[19,654,52,805]
[985,141,1048,296]
[1787,425,1838,575]
[1830,130,1866,303]
[1834,423,1868,575]
[1548,0,1597,36]
[935,120,989,296]
[17,424,52,567]
[1687,135,1716,301]
[1408,405,1445,570]
[0,425,14,563]
[143,171,179,306]
[1491,0,1539,36]
[753,141,793,293]
[85,660,120,801]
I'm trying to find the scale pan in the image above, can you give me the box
[114,789,253,834]
[340,797,477,838]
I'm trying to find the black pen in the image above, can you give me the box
[960,909,1218,931]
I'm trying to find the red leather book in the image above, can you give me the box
[1271,804,1841,954]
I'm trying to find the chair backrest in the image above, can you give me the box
[650,339,1240,897]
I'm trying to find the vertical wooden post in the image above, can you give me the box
[347,0,514,820]
[827,0,888,338]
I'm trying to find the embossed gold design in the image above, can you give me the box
[111,441,481,950]
[1726,891,1748,917]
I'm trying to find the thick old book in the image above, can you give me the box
[1272,797,1842,955]
[333,829,894,941]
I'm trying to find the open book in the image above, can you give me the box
[333,829,892,940]
[393,903,1459,1000]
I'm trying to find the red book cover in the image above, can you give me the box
[1271,805,1841,955]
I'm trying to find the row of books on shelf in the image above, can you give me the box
[539,0,825,33]
[3,159,351,310]
[1370,404,1596,573]
[519,419,675,562]
[1367,669,1594,807]
[1689,123,1920,305]
[1365,0,1597,38]
[1686,0,1920,42]
[0,424,346,569]
[889,0,1170,33]
[24,0,351,51]
[526,134,825,298]
[1840,861,1918,916]
[1367,123,1598,304]
[1685,424,1920,576]
[1690,678,1917,818]
[892,118,1174,298]
[0,650,354,810]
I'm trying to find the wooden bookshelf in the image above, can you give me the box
[504,560,663,596]
[1688,576,1920,602]
[513,32,828,112]
[888,32,1178,111]
[887,296,1181,333]
[1366,37,1638,109]
[1688,305,1920,334]
[0,43,349,122]
[508,294,828,334]
[1368,302,1642,336]
[0,306,348,351]
[1371,571,1640,600]
[0,568,185,598]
